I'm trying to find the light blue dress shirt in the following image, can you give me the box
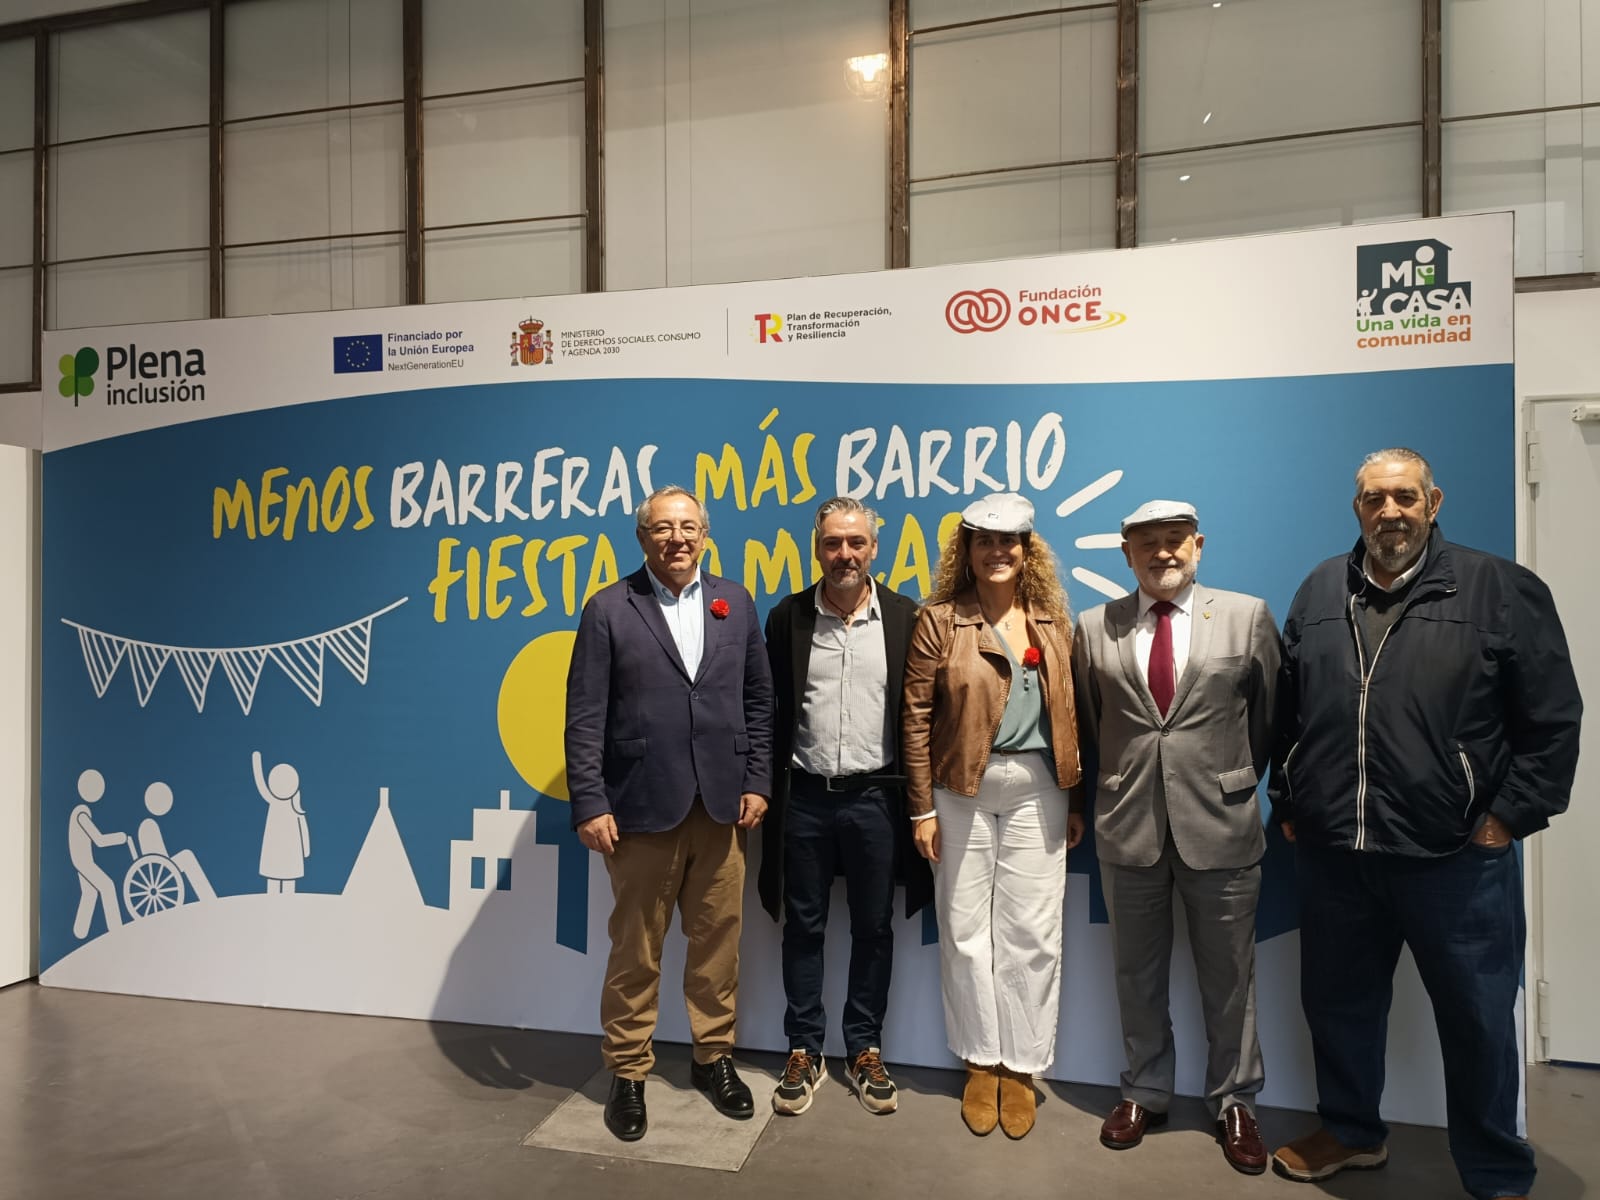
[648,567,705,679]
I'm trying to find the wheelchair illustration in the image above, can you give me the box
[123,852,187,919]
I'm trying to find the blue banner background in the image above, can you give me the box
[40,367,1512,973]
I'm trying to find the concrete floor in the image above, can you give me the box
[0,980,1594,1200]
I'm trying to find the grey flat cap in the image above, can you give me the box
[1120,499,1199,535]
[961,492,1035,534]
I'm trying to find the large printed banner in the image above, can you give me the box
[40,216,1513,1120]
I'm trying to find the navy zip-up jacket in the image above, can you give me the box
[1269,526,1582,856]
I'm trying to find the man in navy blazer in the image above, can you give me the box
[565,484,775,1143]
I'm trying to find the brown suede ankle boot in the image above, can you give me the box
[998,1068,1036,1139]
[961,1062,1000,1135]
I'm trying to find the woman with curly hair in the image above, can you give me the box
[901,492,1083,1139]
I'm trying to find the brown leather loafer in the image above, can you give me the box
[1218,1104,1268,1175]
[1099,1099,1168,1149]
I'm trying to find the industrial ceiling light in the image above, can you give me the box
[845,52,889,100]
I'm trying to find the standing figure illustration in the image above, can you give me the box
[252,751,310,893]
[69,768,134,938]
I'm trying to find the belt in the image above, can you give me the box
[796,769,907,793]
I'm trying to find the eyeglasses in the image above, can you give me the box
[645,522,704,540]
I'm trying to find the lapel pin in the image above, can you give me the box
[1203,611,1212,620]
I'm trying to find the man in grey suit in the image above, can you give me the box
[1071,499,1280,1175]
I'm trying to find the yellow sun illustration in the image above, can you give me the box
[497,630,577,802]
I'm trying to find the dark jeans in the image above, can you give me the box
[781,774,897,1060]
[1296,841,1533,1200]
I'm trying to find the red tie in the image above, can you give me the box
[1148,600,1176,717]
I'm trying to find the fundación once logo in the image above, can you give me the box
[1354,238,1474,349]
[945,289,1011,334]
[945,285,1120,335]
[333,334,384,374]
[59,347,99,405]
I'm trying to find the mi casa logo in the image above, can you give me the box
[61,344,208,407]
[1356,239,1472,318]
[1354,238,1475,350]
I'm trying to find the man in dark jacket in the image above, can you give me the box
[760,496,931,1118]
[1269,448,1582,1200]
[566,485,775,1143]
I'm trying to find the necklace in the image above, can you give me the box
[824,589,867,622]
[983,605,1020,632]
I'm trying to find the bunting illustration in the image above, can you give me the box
[61,599,408,715]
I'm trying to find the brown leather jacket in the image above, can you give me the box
[901,590,1082,817]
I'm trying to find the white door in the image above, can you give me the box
[0,444,36,987]
[1528,395,1600,1065]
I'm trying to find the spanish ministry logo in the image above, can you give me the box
[333,334,383,374]
[1354,238,1473,349]
[58,347,99,405]
[509,317,557,366]
[62,344,207,406]
[944,285,1124,334]
[751,306,890,345]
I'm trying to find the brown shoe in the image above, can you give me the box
[1099,1099,1168,1149]
[1217,1104,1267,1175]
[1272,1127,1388,1181]
[961,1062,1000,1136]
[998,1069,1036,1139]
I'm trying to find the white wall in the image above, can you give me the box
[1515,289,1600,512]
[1515,287,1600,1062]
[0,389,39,450]
[0,401,40,986]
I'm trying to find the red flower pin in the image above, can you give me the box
[1022,646,1042,668]
[709,598,731,619]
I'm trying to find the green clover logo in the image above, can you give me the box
[59,347,99,405]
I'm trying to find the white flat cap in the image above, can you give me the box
[961,492,1035,534]
[1120,499,1199,535]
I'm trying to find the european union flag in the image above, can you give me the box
[333,334,383,374]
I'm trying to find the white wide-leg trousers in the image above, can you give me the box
[932,751,1068,1075]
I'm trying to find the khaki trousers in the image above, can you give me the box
[601,800,746,1079]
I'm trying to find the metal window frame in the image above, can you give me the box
[0,0,607,390]
[410,0,604,297]
[890,0,1600,293]
[891,0,1121,265]
[4,0,1599,392]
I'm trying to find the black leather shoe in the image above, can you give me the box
[604,1076,647,1141]
[691,1056,755,1120]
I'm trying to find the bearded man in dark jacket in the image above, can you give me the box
[1268,447,1581,1200]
